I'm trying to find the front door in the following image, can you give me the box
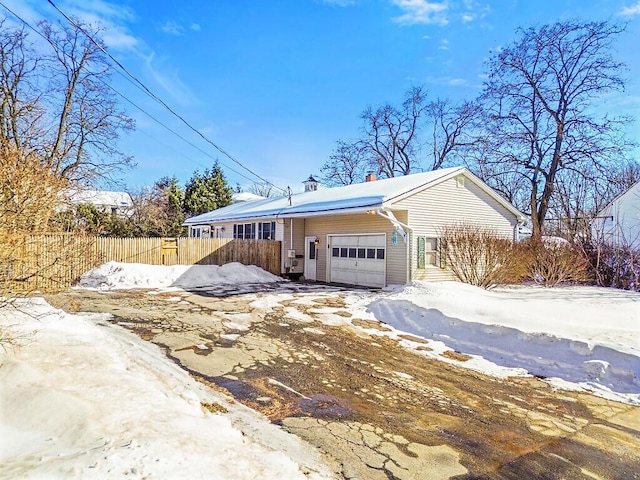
[304,236,317,281]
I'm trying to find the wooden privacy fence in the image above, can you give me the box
[3,235,281,292]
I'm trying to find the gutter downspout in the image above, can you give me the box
[374,209,411,243]
[373,208,413,284]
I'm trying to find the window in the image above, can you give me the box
[376,249,385,260]
[357,248,366,258]
[332,247,340,257]
[417,236,439,267]
[258,221,276,240]
[233,223,255,239]
[190,226,210,238]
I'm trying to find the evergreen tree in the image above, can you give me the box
[184,162,233,216]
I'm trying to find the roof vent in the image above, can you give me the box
[303,175,319,192]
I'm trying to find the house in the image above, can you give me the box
[65,189,134,217]
[592,180,640,247]
[184,166,524,287]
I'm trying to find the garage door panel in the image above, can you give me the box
[329,234,386,288]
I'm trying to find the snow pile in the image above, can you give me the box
[78,261,282,290]
[0,298,331,479]
[360,281,640,405]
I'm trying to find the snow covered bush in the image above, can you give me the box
[439,223,523,288]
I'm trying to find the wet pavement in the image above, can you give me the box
[47,284,640,480]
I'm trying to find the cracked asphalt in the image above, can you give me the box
[47,284,640,480]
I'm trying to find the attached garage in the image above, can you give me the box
[328,234,386,288]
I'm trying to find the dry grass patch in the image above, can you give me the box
[441,350,472,362]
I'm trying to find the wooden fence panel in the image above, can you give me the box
[5,236,282,292]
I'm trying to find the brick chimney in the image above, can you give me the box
[365,172,377,182]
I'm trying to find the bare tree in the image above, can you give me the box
[249,181,275,197]
[0,17,134,186]
[362,86,426,178]
[322,87,478,185]
[426,99,480,171]
[320,140,370,186]
[476,20,633,238]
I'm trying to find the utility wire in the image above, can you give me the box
[0,1,262,186]
[45,0,287,194]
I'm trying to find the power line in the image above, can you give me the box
[0,0,287,192]
[44,0,287,194]
[1,1,265,187]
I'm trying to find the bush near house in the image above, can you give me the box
[438,224,522,288]
[582,241,640,291]
[516,239,592,287]
[440,224,592,288]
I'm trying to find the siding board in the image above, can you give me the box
[393,175,519,282]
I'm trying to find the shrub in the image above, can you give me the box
[582,241,640,291]
[439,223,523,288]
[516,238,592,287]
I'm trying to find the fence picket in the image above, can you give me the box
[6,236,281,292]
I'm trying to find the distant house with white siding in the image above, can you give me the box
[184,167,524,287]
[592,180,640,247]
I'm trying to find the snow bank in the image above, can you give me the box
[78,261,282,290]
[359,282,640,405]
[0,299,331,479]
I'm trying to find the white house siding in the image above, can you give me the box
[304,212,409,286]
[393,175,518,282]
[594,182,640,247]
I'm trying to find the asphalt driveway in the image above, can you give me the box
[47,285,640,480]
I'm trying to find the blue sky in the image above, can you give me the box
[4,0,640,193]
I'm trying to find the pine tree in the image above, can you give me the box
[184,162,233,216]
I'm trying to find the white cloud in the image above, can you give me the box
[439,38,449,50]
[391,0,449,25]
[620,1,640,16]
[161,21,185,36]
[462,13,474,22]
[61,0,139,51]
[190,23,201,31]
[144,52,197,106]
[448,78,468,86]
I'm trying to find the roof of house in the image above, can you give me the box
[66,189,132,208]
[184,166,523,225]
[600,179,640,215]
[232,192,266,203]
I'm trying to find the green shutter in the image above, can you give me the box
[417,236,426,269]
[438,238,447,269]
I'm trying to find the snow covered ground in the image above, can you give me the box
[0,263,331,480]
[1,262,639,478]
[355,281,639,405]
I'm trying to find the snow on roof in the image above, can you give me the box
[232,191,266,203]
[67,189,132,208]
[185,167,470,225]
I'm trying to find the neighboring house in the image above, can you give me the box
[189,191,266,238]
[592,180,640,247]
[65,189,134,217]
[184,166,524,287]
[232,191,266,203]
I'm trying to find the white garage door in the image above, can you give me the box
[329,234,386,288]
